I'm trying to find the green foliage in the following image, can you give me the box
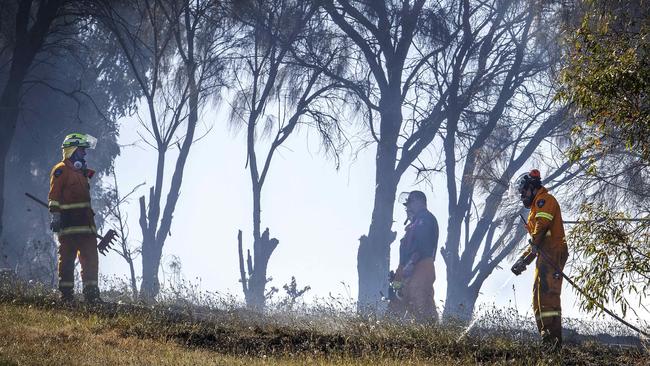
[559,0,650,320]
[558,1,650,161]
[568,203,650,317]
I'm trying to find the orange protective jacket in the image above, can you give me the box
[48,159,97,236]
[521,186,566,258]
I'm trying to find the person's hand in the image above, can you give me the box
[50,212,61,233]
[511,258,527,276]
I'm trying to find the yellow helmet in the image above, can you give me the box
[61,133,97,149]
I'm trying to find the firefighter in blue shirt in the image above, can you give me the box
[389,190,439,323]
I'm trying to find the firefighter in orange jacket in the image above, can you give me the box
[389,190,439,323]
[511,169,568,349]
[48,133,102,303]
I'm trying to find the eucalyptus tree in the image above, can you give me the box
[314,0,582,316]
[94,0,230,299]
[1,0,138,283]
[555,0,650,319]
[315,0,451,312]
[423,0,573,320]
[0,0,66,238]
[229,0,345,310]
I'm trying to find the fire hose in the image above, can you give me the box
[517,214,649,338]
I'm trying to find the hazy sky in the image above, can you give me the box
[99,105,649,324]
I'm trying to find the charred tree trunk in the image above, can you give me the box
[238,143,279,310]
[238,228,279,310]
[444,283,480,322]
[140,236,163,298]
[357,95,401,313]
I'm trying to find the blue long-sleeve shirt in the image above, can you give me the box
[399,209,439,266]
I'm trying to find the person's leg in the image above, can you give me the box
[57,236,77,302]
[77,235,101,303]
[405,258,436,323]
[536,261,563,349]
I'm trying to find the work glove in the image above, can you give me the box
[50,212,61,233]
[511,257,527,276]
[389,281,404,301]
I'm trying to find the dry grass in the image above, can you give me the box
[0,278,647,365]
[0,303,472,366]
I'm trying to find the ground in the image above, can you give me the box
[0,280,647,365]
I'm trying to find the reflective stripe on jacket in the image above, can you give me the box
[48,159,96,235]
[520,186,568,261]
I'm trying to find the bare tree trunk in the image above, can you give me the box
[139,188,159,298]
[238,145,279,310]
[0,133,13,238]
[0,53,29,238]
[248,228,278,309]
[126,256,137,299]
[357,95,401,313]
[140,233,163,298]
[0,0,63,238]
[139,23,200,299]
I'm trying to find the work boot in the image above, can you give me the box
[540,318,562,352]
[83,285,103,305]
[59,288,74,304]
[541,331,561,352]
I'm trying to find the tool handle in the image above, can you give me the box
[25,192,104,241]
[518,212,648,337]
[535,246,649,338]
[25,192,48,208]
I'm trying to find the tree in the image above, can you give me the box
[94,0,229,299]
[316,0,449,313]
[316,0,575,316]
[0,2,138,284]
[558,0,650,318]
[0,0,66,238]
[427,0,575,321]
[100,168,144,299]
[568,203,650,317]
[558,0,650,161]
[230,0,344,310]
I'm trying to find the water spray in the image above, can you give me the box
[457,274,518,341]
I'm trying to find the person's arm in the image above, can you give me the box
[512,199,556,275]
[48,166,65,232]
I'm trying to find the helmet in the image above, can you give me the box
[514,169,542,194]
[398,190,427,206]
[61,133,97,149]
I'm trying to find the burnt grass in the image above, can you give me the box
[0,277,648,365]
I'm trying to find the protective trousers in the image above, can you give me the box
[390,257,438,323]
[533,246,568,347]
[58,234,98,297]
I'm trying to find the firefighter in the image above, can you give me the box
[48,133,102,304]
[389,190,439,323]
[511,169,568,349]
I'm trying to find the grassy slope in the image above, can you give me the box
[0,278,646,366]
[0,300,646,366]
[0,302,485,366]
